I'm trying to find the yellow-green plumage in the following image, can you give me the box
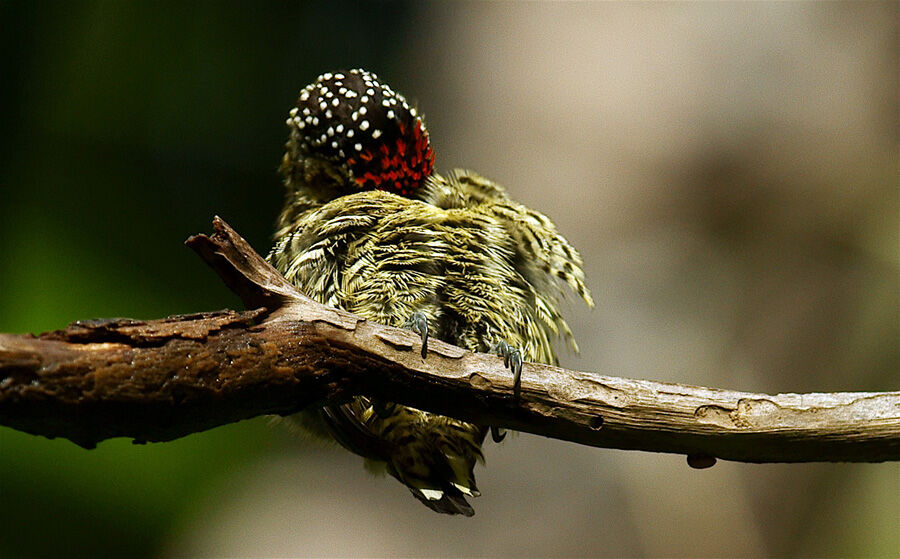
[268,70,592,516]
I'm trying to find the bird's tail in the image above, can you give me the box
[321,398,486,516]
[408,485,476,517]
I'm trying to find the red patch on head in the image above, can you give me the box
[352,118,434,196]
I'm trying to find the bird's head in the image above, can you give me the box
[281,69,435,202]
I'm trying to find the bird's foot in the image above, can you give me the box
[492,340,523,400]
[488,340,522,441]
[404,311,429,359]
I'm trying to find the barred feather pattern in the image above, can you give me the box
[269,169,592,515]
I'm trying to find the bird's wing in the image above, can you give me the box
[426,169,594,359]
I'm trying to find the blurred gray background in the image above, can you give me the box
[1,2,897,557]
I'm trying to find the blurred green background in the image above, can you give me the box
[1,2,897,558]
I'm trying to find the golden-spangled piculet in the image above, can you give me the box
[268,69,593,516]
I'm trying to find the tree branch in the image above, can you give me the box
[1,217,897,463]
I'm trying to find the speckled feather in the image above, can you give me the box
[269,70,592,516]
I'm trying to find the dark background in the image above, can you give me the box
[1,2,897,557]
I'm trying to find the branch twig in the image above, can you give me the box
[1,217,897,463]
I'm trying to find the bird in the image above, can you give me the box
[268,69,593,516]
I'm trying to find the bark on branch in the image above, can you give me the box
[1,217,898,463]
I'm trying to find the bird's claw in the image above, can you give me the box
[404,311,429,359]
[490,426,507,443]
[372,398,396,418]
[494,340,524,400]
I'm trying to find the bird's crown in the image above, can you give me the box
[285,69,434,197]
